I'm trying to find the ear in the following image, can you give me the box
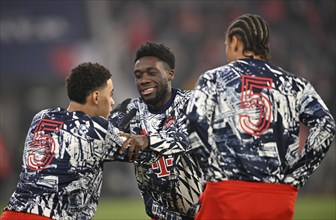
[91,91,99,105]
[167,69,175,81]
[231,35,240,52]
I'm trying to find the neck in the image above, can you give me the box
[67,101,90,115]
[148,88,175,112]
[241,51,264,61]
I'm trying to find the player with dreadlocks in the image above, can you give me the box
[186,14,335,219]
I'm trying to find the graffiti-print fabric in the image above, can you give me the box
[112,89,203,220]
[4,108,125,219]
[186,58,335,188]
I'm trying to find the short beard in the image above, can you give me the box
[143,84,169,107]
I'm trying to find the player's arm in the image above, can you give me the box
[145,113,192,156]
[111,98,192,159]
[102,120,149,162]
[186,71,217,164]
[284,82,336,188]
[143,91,203,157]
[109,98,134,132]
[107,99,145,162]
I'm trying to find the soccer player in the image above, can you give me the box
[186,14,335,220]
[0,62,148,220]
[110,42,203,219]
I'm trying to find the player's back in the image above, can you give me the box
[205,58,328,184]
[5,108,115,219]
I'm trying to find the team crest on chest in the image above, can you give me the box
[164,116,176,128]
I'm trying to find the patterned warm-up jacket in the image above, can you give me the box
[4,108,126,219]
[111,89,203,220]
[186,58,335,188]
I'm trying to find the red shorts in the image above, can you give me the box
[195,180,298,220]
[0,210,52,220]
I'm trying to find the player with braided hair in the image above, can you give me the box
[186,14,335,219]
[226,13,270,61]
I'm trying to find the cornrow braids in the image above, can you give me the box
[227,14,270,61]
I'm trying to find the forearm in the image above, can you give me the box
[284,115,335,188]
[147,133,189,155]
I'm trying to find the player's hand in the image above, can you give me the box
[119,133,149,160]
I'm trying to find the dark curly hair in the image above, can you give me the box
[227,14,270,61]
[134,42,175,70]
[66,62,111,104]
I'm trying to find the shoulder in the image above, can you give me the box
[129,97,141,108]
[193,66,224,90]
[175,88,193,99]
[262,62,310,91]
[32,108,63,121]
[91,115,109,128]
[129,97,150,113]
[199,65,231,82]
[172,89,193,111]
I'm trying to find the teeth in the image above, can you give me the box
[142,88,154,95]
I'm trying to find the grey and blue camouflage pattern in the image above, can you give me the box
[186,58,335,188]
[111,89,203,220]
[4,108,125,219]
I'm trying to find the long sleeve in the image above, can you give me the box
[184,59,335,186]
[187,71,217,149]
[146,113,191,156]
[128,89,203,218]
[186,71,223,177]
[284,82,335,188]
[130,90,194,158]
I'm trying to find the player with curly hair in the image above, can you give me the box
[1,62,148,220]
[111,42,203,220]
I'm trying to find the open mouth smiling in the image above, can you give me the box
[141,87,155,96]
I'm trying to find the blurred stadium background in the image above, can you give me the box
[0,0,335,219]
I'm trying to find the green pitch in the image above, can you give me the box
[93,196,335,220]
[94,198,147,219]
[293,196,335,220]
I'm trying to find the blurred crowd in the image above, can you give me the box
[108,0,335,112]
